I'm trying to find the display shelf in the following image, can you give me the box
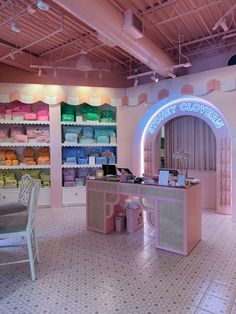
[61,121,117,126]
[62,142,117,147]
[61,102,117,206]
[0,120,50,125]
[62,163,103,168]
[0,164,50,170]
[0,142,50,147]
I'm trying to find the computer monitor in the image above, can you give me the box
[102,164,117,176]
[159,168,179,176]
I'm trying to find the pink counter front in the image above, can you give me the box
[86,179,201,255]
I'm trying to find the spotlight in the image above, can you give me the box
[38,67,42,77]
[37,0,49,11]
[172,62,192,69]
[134,77,138,87]
[150,72,159,83]
[11,21,20,33]
[53,68,57,78]
[10,53,15,60]
[220,20,229,32]
[27,4,36,14]
[213,17,230,32]
[168,69,176,78]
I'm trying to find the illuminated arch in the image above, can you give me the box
[133,96,231,215]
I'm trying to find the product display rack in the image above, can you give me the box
[61,103,117,206]
[0,101,118,208]
[0,103,51,207]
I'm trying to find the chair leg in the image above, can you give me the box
[32,229,39,263]
[26,234,36,282]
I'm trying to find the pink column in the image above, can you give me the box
[49,104,62,208]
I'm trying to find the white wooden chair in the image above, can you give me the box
[0,183,40,281]
[0,174,33,216]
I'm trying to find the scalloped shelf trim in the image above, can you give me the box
[62,143,117,147]
[0,165,51,170]
[61,121,117,126]
[0,120,49,125]
[62,164,106,168]
[0,142,50,147]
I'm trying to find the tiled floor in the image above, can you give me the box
[1,207,236,314]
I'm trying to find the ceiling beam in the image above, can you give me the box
[165,29,236,51]
[0,45,40,71]
[141,0,179,15]
[40,32,95,56]
[53,43,104,64]
[145,0,223,29]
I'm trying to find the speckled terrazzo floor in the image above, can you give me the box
[1,206,236,314]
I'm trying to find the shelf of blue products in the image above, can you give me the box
[61,102,117,188]
[86,178,201,256]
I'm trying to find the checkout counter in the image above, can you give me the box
[86,176,201,256]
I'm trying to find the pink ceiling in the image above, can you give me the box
[0,0,235,86]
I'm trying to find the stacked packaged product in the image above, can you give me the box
[0,101,49,121]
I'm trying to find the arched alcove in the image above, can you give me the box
[133,96,231,215]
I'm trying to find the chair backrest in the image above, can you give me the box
[27,183,40,232]
[18,174,33,205]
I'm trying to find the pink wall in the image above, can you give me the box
[0,63,131,88]
[117,66,236,219]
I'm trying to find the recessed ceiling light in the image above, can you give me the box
[37,0,49,11]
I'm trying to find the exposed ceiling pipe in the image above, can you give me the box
[52,0,175,77]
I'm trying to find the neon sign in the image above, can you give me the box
[148,102,224,134]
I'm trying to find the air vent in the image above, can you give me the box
[123,9,143,40]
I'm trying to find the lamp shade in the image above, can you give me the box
[76,55,93,71]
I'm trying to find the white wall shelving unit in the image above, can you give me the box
[61,104,117,206]
[0,102,118,208]
[0,107,51,207]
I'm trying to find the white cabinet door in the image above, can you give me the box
[62,187,86,206]
[0,189,50,207]
[0,189,18,202]
[38,189,51,207]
